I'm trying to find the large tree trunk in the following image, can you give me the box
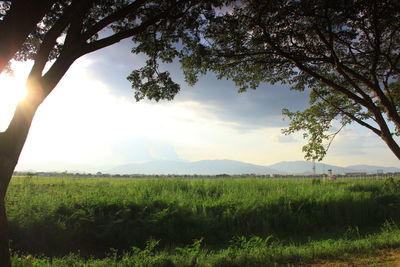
[371,110,400,161]
[0,92,42,267]
[0,0,54,73]
[0,200,10,267]
[380,133,400,161]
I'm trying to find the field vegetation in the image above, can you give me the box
[6,176,400,266]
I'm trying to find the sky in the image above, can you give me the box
[1,39,399,172]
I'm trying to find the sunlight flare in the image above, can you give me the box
[0,74,28,131]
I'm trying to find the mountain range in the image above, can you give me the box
[108,159,400,175]
[108,160,277,175]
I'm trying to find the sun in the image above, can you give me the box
[0,74,28,131]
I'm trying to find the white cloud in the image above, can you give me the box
[269,134,297,143]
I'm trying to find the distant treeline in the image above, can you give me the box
[13,171,400,179]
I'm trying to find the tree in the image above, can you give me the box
[0,0,223,265]
[0,0,56,73]
[169,0,400,161]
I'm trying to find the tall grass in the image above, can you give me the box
[6,176,400,265]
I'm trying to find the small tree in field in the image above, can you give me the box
[0,0,223,265]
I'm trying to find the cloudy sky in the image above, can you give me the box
[1,39,399,172]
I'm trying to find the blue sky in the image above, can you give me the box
[0,39,399,172]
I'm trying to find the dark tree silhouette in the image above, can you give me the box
[0,0,55,73]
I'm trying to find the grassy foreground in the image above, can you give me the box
[6,176,400,266]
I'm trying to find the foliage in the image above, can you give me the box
[136,0,400,160]
[1,0,226,98]
[10,228,400,266]
[383,177,400,194]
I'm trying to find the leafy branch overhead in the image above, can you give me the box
[138,0,400,161]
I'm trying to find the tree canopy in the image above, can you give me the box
[138,0,400,160]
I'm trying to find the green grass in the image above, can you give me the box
[6,176,400,266]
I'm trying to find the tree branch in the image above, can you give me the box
[79,2,183,56]
[63,0,92,47]
[80,18,160,55]
[0,0,54,73]
[325,124,345,154]
[313,24,374,104]
[312,89,381,136]
[292,57,375,110]
[82,0,148,41]
[29,0,81,78]
[312,21,400,127]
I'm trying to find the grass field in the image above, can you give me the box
[6,176,400,266]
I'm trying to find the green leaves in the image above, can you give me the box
[128,0,226,100]
[127,60,180,102]
[167,0,400,160]
[282,106,332,161]
[282,90,355,161]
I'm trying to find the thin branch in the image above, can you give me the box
[370,0,381,84]
[80,14,163,55]
[313,24,374,103]
[312,88,381,136]
[293,58,374,109]
[79,1,184,56]
[82,0,148,41]
[325,124,345,154]
[313,22,400,126]
[256,21,376,112]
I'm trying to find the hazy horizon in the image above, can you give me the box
[14,158,400,176]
